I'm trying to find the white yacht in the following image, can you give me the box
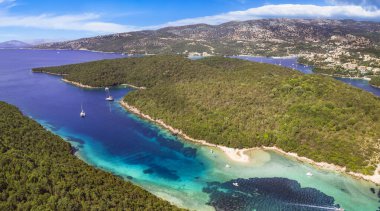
[106,96,114,101]
[105,87,114,101]
[80,105,86,117]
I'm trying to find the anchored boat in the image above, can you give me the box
[80,105,86,118]
[105,87,114,101]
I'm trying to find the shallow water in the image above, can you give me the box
[0,49,379,210]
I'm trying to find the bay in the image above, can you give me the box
[0,49,379,210]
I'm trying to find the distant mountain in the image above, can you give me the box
[36,18,380,56]
[0,40,32,49]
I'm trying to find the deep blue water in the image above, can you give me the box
[204,178,339,211]
[233,56,314,74]
[335,77,380,96]
[0,49,379,210]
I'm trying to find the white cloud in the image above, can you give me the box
[1,4,380,35]
[327,0,380,9]
[159,4,380,27]
[0,13,139,33]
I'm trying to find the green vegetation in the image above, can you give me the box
[33,55,219,88]
[370,76,380,87]
[0,101,182,210]
[34,55,380,175]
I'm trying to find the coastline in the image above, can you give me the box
[120,83,147,90]
[318,73,372,81]
[60,78,147,90]
[33,47,123,55]
[33,71,68,76]
[119,100,250,163]
[120,100,380,185]
[62,79,100,89]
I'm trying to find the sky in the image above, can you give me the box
[1,0,380,43]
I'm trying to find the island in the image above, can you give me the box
[0,101,182,210]
[33,55,380,184]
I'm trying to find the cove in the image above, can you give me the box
[0,49,379,210]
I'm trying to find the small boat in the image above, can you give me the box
[105,96,114,101]
[225,164,231,168]
[80,105,86,118]
[232,182,239,187]
[105,87,114,101]
[306,172,313,176]
[210,149,214,154]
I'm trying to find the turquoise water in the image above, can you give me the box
[0,49,379,210]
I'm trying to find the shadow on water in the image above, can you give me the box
[204,177,340,211]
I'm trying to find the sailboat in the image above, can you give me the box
[105,87,114,101]
[80,105,86,117]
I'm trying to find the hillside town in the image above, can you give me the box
[300,50,380,77]
[296,33,380,81]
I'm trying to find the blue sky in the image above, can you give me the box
[0,0,380,42]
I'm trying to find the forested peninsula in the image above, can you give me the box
[33,55,380,177]
[370,76,380,88]
[0,101,182,210]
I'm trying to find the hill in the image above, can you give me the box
[36,18,380,81]
[33,55,380,176]
[37,19,380,56]
[0,101,182,210]
[0,40,32,49]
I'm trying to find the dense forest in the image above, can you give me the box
[370,76,380,87]
[0,101,182,210]
[34,55,380,175]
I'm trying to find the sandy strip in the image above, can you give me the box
[33,71,68,76]
[62,79,100,89]
[121,83,146,90]
[263,146,379,184]
[120,100,380,185]
[61,79,147,90]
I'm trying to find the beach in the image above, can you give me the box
[120,100,380,185]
